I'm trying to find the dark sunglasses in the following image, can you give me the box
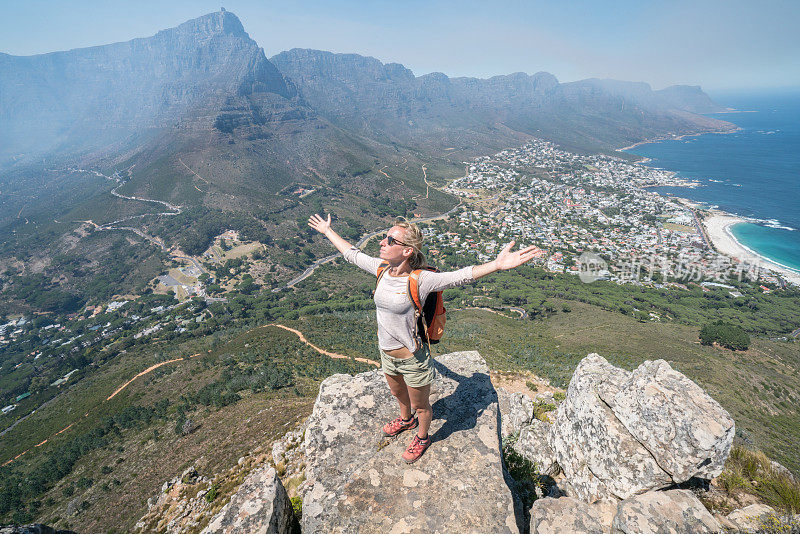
[385,234,411,247]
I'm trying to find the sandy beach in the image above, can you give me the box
[704,213,800,286]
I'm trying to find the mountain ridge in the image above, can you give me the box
[270,47,734,154]
[1,11,733,168]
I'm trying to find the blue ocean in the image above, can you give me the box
[626,89,800,273]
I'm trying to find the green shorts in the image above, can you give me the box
[380,344,436,388]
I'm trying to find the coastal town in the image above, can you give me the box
[434,140,790,290]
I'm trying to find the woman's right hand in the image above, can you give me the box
[308,213,332,234]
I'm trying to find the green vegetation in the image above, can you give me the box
[5,274,85,313]
[700,321,751,351]
[501,433,547,522]
[713,446,800,514]
[154,207,274,256]
[454,265,800,337]
[753,513,800,533]
[204,482,219,503]
[0,231,165,315]
[291,495,303,520]
[0,316,368,530]
[532,400,557,422]
[0,400,170,523]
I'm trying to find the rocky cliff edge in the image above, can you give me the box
[138,351,795,533]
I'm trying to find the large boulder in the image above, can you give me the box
[611,489,722,533]
[600,360,735,481]
[497,388,535,439]
[549,355,671,502]
[549,354,734,502]
[302,351,519,533]
[497,387,559,477]
[201,466,295,534]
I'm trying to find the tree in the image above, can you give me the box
[700,321,750,351]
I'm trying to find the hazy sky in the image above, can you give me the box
[2,0,799,91]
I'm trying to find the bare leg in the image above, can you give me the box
[385,373,412,420]
[407,384,432,439]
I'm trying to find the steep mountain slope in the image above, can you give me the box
[0,10,295,165]
[655,85,728,114]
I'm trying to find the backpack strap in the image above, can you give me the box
[407,270,424,316]
[376,262,390,285]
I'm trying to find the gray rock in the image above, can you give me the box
[713,513,739,531]
[769,460,797,482]
[726,503,777,532]
[530,496,609,533]
[498,388,535,438]
[513,419,559,477]
[549,354,671,502]
[497,386,558,478]
[600,359,734,481]
[272,439,288,466]
[64,497,81,517]
[302,351,519,533]
[550,354,734,502]
[201,466,294,534]
[611,489,722,533]
[182,418,200,435]
[535,391,556,405]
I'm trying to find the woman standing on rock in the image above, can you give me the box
[308,213,538,463]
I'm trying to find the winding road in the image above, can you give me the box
[72,167,182,250]
[411,164,431,201]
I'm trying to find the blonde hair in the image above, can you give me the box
[395,218,427,269]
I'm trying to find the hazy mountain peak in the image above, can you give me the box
[0,8,294,165]
[163,9,249,40]
[656,84,726,113]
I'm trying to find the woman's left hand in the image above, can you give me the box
[494,241,541,271]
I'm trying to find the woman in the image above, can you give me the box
[308,213,538,463]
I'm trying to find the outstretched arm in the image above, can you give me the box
[308,213,382,276]
[472,240,540,280]
[308,213,353,255]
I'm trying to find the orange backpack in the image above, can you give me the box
[377,263,447,345]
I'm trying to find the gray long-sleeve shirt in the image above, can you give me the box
[343,247,475,351]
